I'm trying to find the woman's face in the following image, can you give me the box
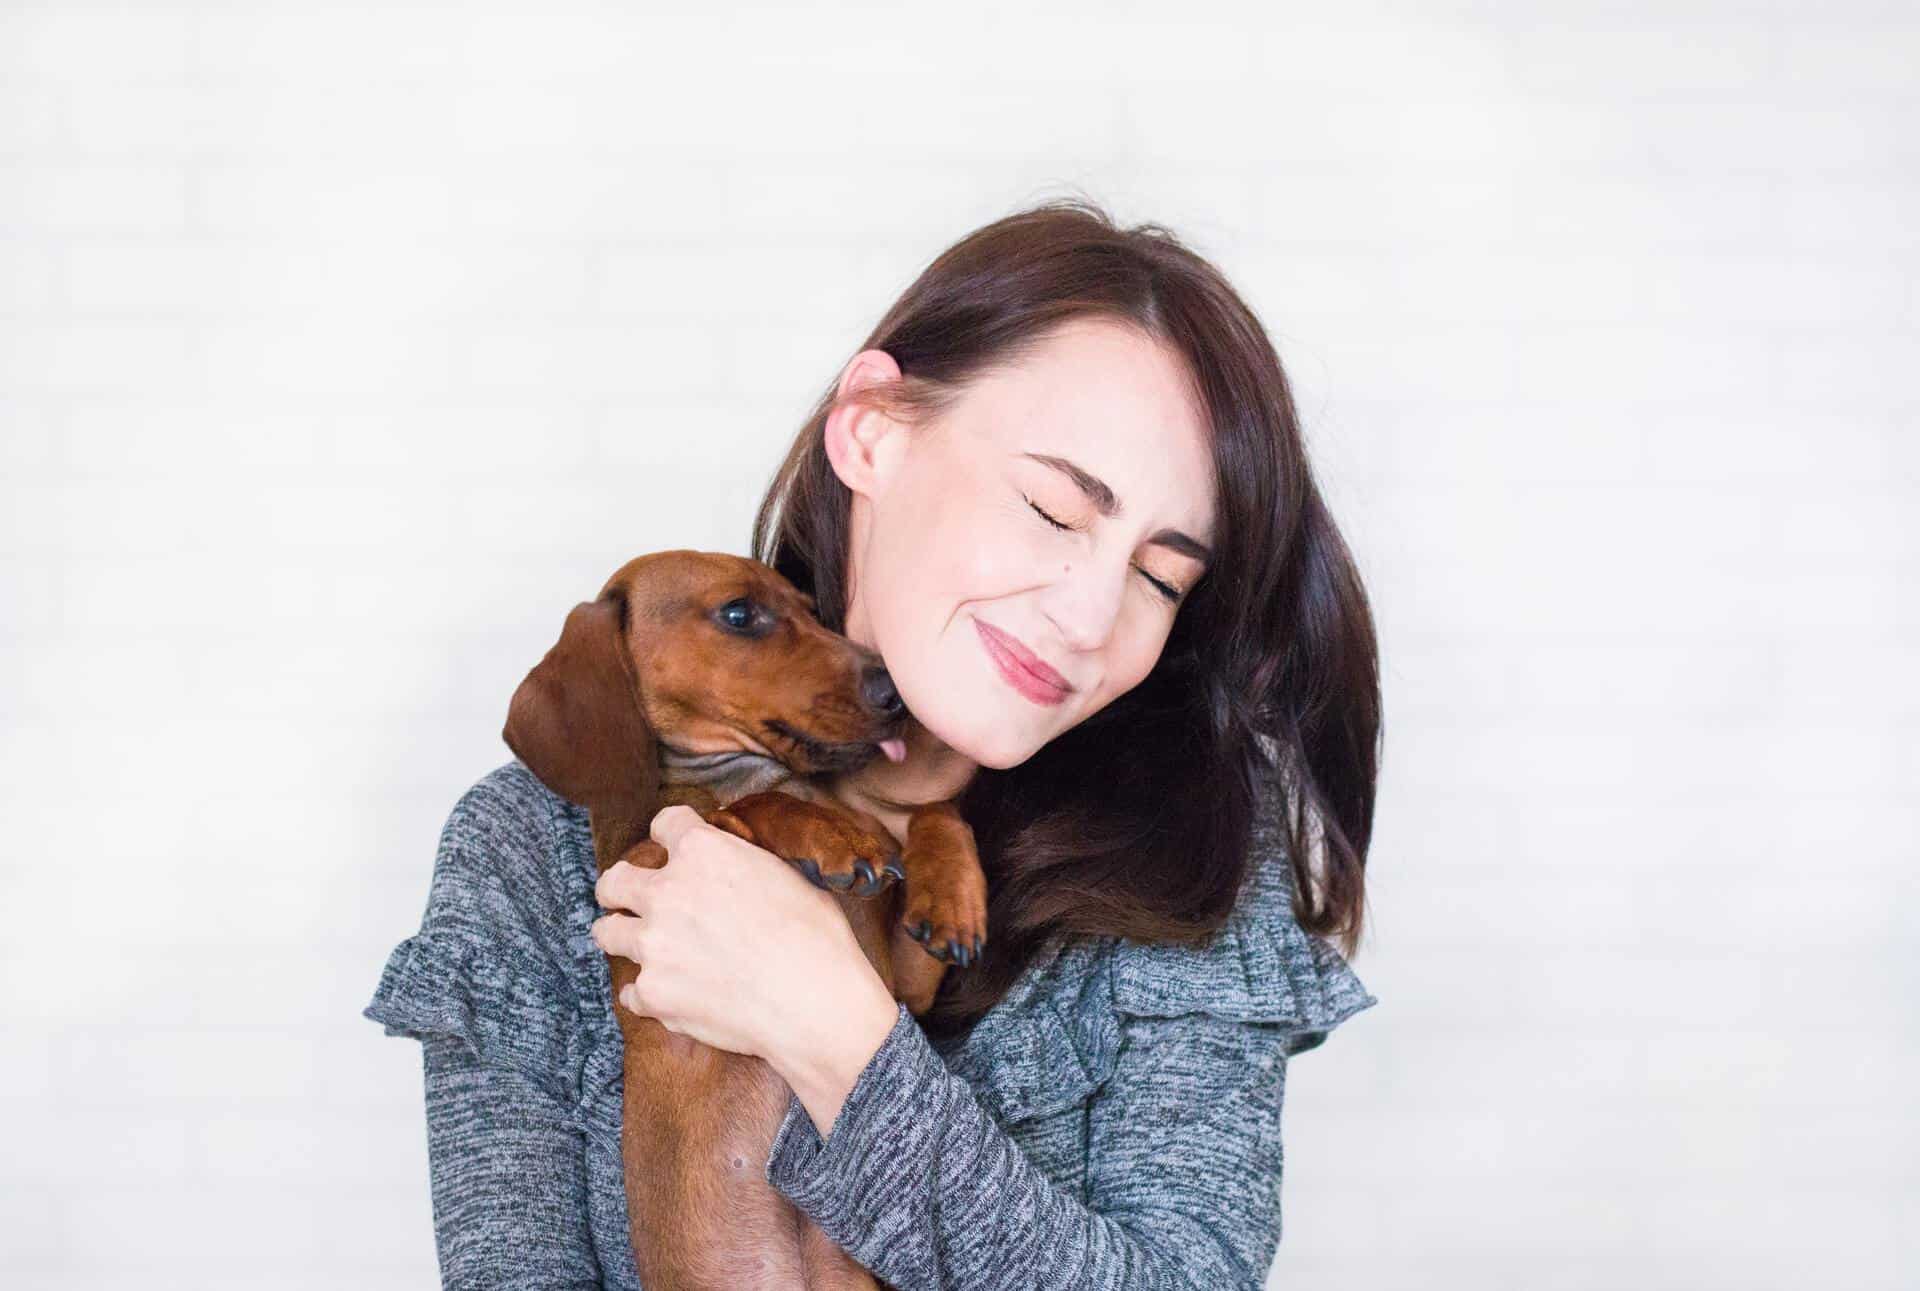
[830,317,1217,772]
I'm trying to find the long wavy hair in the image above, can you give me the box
[750,197,1381,1038]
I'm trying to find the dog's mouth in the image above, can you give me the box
[762,720,906,774]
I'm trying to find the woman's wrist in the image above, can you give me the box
[765,961,902,1140]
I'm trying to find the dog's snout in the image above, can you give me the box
[861,665,904,719]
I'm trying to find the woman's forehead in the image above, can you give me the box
[955,326,1215,528]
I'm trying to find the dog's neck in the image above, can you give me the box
[657,746,797,800]
[586,748,819,877]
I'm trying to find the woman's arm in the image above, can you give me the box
[366,769,608,1288]
[420,1033,605,1289]
[764,1001,1294,1291]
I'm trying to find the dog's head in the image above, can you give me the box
[503,549,908,812]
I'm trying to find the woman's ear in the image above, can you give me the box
[503,591,660,814]
[825,349,909,500]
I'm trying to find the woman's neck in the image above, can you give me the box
[827,717,977,835]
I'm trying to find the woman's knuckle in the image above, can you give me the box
[596,860,635,904]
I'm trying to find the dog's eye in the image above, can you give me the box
[717,598,760,633]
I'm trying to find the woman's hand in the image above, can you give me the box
[590,803,901,1133]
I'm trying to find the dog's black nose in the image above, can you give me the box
[861,665,904,718]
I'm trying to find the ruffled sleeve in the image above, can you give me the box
[1105,839,1377,1054]
[363,762,609,1287]
[363,762,589,1087]
[365,925,592,1108]
[1083,851,1376,1286]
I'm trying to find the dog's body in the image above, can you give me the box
[503,550,988,1290]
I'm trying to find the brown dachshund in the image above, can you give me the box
[502,549,988,1290]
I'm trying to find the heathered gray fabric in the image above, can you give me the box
[364,759,1376,1289]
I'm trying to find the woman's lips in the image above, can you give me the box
[973,617,1070,706]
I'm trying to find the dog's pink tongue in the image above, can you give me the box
[878,738,908,763]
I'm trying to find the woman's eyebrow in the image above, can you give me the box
[1020,451,1213,563]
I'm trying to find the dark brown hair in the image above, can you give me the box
[750,196,1381,1038]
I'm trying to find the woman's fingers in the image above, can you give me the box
[591,910,646,960]
[649,802,705,848]
[594,858,656,913]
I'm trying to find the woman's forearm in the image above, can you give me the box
[764,957,902,1137]
[763,1004,1293,1291]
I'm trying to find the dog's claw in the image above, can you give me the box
[852,859,876,894]
[882,858,905,884]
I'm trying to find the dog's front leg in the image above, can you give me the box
[709,791,903,897]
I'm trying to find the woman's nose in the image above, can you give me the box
[1042,560,1126,653]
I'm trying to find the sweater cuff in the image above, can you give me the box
[765,1001,942,1242]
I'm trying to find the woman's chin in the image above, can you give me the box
[897,681,1048,770]
[945,719,1043,772]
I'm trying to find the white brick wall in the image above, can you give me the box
[1,3,1912,1287]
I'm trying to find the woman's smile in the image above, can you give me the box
[973,615,1072,706]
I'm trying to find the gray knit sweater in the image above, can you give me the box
[363,759,1376,1289]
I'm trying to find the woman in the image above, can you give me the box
[365,197,1381,1289]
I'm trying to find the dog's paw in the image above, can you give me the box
[721,792,903,898]
[787,815,902,898]
[791,852,902,897]
[901,878,987,967]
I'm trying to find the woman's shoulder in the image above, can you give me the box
[362,759,603,1090]
[1102,776,1378,1055]
[445,757,572,862]
[938,814,1377,1128]
[421,759,586,952]
[1104,847,1376,1054]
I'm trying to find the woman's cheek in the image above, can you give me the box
[946,500,1052,614]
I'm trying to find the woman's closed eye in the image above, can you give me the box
[1025,494,1077,534]
[1024,494,1183,604]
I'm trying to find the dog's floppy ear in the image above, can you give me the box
[503,592,660,813]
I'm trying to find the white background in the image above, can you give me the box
[1,2,1913,1287]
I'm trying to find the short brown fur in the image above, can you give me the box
[503,549,987,1290]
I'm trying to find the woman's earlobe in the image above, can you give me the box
[824,400,900,499]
